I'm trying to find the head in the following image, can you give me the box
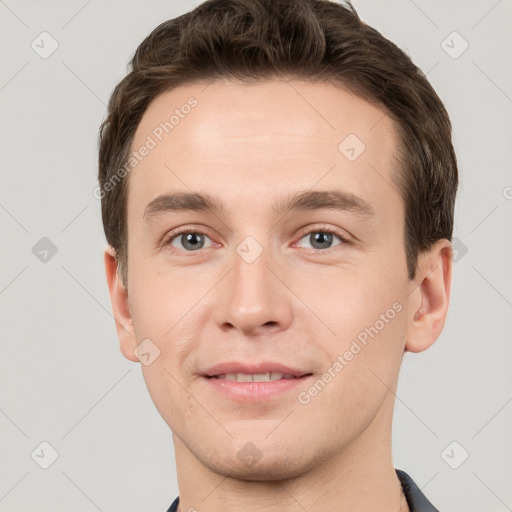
[100,0,457,480]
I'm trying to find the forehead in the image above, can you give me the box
[127,79,402,222]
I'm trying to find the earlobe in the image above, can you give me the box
[104,247,139,362]
[405,239,453,353]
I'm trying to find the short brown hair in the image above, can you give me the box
[98,0,458,285]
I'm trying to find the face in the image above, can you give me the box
[107,79,446,481]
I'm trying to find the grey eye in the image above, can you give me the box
[298,231,343,250]
[170,232,213,251]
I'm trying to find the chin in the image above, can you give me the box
[194,437,328,482]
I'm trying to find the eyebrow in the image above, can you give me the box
[143,189,376,221]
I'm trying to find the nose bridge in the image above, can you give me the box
[213,235,292,334]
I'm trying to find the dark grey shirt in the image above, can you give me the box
[165,469,439,511]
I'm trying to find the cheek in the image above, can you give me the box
[127,261,212,385]
[293,260,406,336]
[128,255,193,336]
[295,265,407,396]
[296,310,406,439]
[130,265,202,427]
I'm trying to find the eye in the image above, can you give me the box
[296,229,348,251]
[167,231,214,251]
[163,226,351,253]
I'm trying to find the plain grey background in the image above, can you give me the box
[1,1,511,511]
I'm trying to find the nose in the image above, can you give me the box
[212,242,293,337]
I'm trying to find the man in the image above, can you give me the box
[98,0,457,510]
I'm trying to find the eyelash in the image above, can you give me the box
[161,224,353,254]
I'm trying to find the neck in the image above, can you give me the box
[172,393,408,512]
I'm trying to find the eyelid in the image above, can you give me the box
[292,223,355,247]
[161,223,355,253]
[160,225,220,251]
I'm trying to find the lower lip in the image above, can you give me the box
[203,375,313,402]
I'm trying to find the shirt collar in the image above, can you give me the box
[396,469,440,512]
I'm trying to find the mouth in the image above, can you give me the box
[208,372,309,382]
[202,361,311,379]
[201,362,314,402]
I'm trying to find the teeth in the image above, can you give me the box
[216,372,296,382]
[253,372,272,382]
[236,373,253,382]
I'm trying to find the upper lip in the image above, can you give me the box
[202,361,311,378]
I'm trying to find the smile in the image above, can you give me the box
[211,372,299,382]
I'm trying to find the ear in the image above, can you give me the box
[104,246,139,362]
[405,239,453,353]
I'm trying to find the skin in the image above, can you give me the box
[105,79,453,512]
